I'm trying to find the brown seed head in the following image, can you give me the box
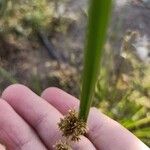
[54,141,72,150]
[58,110,87,141]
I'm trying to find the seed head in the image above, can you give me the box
[58,110,87,141]
[54,141,72,150]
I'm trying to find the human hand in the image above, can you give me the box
[0,84,149,150]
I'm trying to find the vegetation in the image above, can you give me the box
[94,31,150,146]
[79,0,112,121]
[0,0,150,147]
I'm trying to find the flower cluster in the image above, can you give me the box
[58,110,87,141]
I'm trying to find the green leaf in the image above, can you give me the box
[0,0,8,17]
[133,127,150,138]
[0,67,17,83]
[79,0,112,121]
[124,117,150,130]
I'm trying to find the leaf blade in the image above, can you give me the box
[79,0,112,121]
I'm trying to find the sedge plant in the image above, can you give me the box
[79,0,112,122]
[56,0,112,149]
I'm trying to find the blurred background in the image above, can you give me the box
[0,0,150,147]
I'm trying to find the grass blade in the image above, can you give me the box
[0,67,17,83]
[133,127,150,138]
[79,0,112,121]
[124,117,150,130]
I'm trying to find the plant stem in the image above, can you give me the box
[79,0,112,122]
[125,117,150,130]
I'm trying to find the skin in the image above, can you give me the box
[0,84,149,150]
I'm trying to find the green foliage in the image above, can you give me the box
[95,39,150,146]
[0,67,17,83]
[0,0,149,147]
[79,0,112,121]
[30,73,42,94]
[0,0,55,35]
[0,0,8,17]
[23,0,54,29]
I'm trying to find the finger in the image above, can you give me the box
[0,99,46,150]
[2,84,96,150]
[41,87,149,150]
[2,85,62,149]
[42,87,79,115]
[0,144,5,150]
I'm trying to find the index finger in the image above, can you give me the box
[41,87,149,150]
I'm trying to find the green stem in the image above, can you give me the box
[125,117,150,130]
[79,0,112,121]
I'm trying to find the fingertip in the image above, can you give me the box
[41,87,79,115]
[2,84,29,100]
[41,87,63,101]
